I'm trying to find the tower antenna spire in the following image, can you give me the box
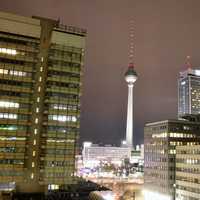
[185,55,192,69]
[129,20,135,68]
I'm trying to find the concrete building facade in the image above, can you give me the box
[0,11,86,192]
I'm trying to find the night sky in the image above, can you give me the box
[1,0,200,146]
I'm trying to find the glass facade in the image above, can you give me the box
[144,119,200,200]
[178,69,200,117]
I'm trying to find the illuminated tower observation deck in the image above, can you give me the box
[125,63,138,148]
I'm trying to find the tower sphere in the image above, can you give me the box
[125,63,138,84]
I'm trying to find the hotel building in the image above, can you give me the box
[0,11,86,192]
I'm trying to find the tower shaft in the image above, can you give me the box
[126,84,134,147]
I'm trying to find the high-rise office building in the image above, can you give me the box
[144,118,200,200]
[178,68,200,117]
[0,11,86,192]
[176,144,200,200]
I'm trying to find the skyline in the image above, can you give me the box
[1,0,200,145]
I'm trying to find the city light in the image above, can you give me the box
[0,48,17,55]
[194,69,200,76]
[0,101,19,108]
[0,113,17,119]
[50,115,77,122]
[143,190,170,200]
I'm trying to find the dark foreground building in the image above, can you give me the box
[0,11,86,192]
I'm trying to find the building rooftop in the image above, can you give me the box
[145,118,200,126]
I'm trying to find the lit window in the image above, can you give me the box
[0,113,17,119]
[38,86,41,92]
[0,101,19,108]
[35,118,38,124]
[0,48,17,55]
[10,70,26,76]
[31,173,34,179]
[34,129,37,135]
[36,108,39,113]
[0,69,8,74]
[40,67,43,72]
[41,57,44,62]
[49,115,77,122]
[0,136,26,141]
[32,162,35,167]
[39,77,42,82]
[32,151,36,156]
[37,97,40,102]
[33,140,36,145]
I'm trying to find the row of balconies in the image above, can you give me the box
[0,53,38,63]
[0,32,40,44]
[42,132,77,138]
[0,42,39,53]
[0,152,25,159]
[50,44,82,54]
[0,164,24,169]
[0,131,27,137]
[48,65,81,74]
[47,109,80,116]
[48,55,80,64]
[43,120,79,128]
[46,86,79,95]
[0,74,33,83]
[43,156,75,161]
[45,97,79,105]
[47,76,80,85]
[0,108,31,115]
[0,176,24,182]
[0,63,35,73]
[0,96,33,104]
[0,84,33,93]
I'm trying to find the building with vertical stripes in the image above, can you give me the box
[0,11,86,192]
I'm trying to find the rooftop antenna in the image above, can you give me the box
[128,20,135,68]
[185,55,192,69]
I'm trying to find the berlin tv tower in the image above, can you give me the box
[124,20,138,148]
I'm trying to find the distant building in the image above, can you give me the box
[82,142,131,168]
[176,145,200,200]
[130,144,144,165]
[178,68,200,117]
[144,118,200,200]
[0,11,86,192]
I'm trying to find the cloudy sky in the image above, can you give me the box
[1,0,200,146]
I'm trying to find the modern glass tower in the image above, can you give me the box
[0,11,86,192]
[178,68,200,117]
